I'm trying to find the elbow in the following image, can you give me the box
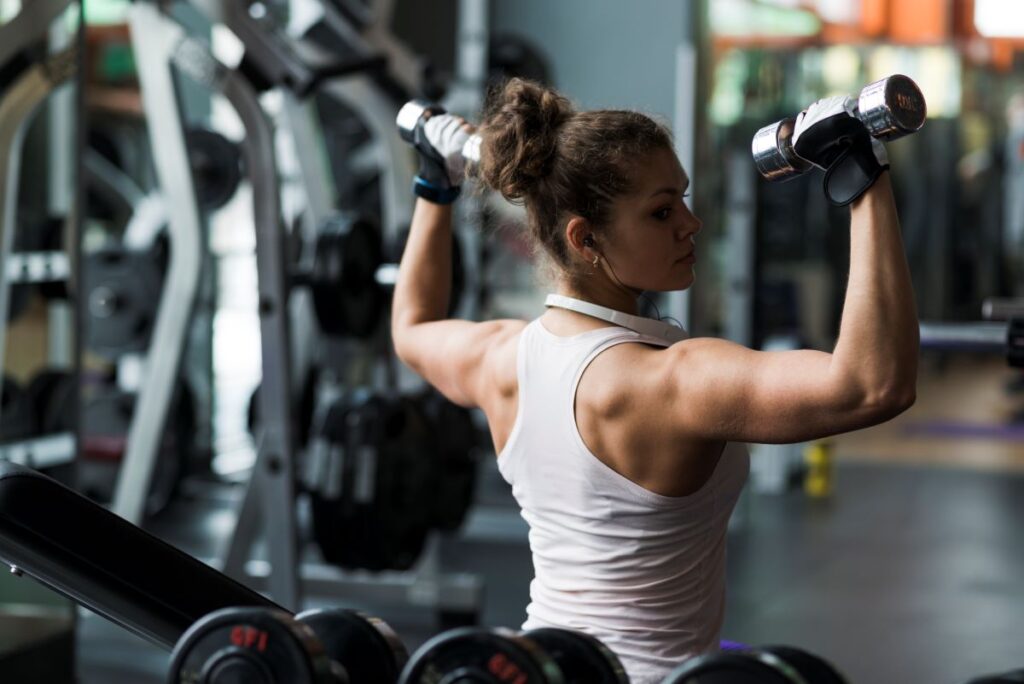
[862,382,916,422]
[390,315,416,369]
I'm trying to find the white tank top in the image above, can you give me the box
[497,319,750,684]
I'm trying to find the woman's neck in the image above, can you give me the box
[556,278,640,316]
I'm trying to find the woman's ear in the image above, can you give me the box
[565,216,592,257]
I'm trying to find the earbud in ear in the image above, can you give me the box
[583,235,595,247]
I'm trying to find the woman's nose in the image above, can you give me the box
[679,204,701,238]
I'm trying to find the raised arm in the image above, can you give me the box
[390,112,523,408]
[659,99,918,444]
[391,199,456,329]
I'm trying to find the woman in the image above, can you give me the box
[391,78,918,683]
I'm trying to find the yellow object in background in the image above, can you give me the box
[804,440,835,498]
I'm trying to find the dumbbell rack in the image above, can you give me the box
[0,8,78,472]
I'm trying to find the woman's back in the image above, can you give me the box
[493,317,749,684]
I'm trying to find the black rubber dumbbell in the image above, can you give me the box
[168,607,408,683]
[399,626,627,683]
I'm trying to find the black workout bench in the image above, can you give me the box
[0,461,280,650]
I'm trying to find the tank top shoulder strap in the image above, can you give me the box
[499,320,640,467]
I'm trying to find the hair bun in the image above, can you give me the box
[475,78,574,201]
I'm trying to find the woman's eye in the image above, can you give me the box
[654,208,671,220]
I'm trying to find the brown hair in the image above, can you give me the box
[473,78,673,278]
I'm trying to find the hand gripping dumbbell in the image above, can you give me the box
[396,100,482,204]
[751,74,926,182]
[167,606,409,684]
[398,626,628,684]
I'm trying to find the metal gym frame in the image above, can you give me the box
[121,1,483,619]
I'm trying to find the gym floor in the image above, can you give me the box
[75,357,1024,684]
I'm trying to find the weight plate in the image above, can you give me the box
[82,245,164,358]
[400,628,560,684]
[310,213,385,339]
[167,607,331,684]
[757,645,848,684]
[297,607,409,684]
[185,127,244,211]
[661,651,798,684]
[248,364,320,449]
[523,628,628,684]
[311,391,434,571]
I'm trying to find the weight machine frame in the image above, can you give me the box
[0,46,77,469]
[128,1,483,619]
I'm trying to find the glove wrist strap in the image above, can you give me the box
[414,177,461,205]
[822,144,888,206]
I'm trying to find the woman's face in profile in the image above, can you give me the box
[602,147,702,293]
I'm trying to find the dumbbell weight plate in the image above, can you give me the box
[522,628,628,684]
[310,392,435,571]
[167,607,334,684]
[185,127,244,211]
[400,628,559,684]
[310,213,385,338]
[857,74,927,141]
[751,117,812,183]
[82,244,164,358]
[757,645,848,684]
[296,608,409,684]
[248,363,320,448]
[661,651,797,684]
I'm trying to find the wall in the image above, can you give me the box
[491,0,690,119]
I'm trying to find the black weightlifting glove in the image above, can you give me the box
[410,109,474,205]
[792,95,889,206]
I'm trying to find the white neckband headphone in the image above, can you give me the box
[544,294,688,343]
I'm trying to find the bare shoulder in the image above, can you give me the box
[478,319,528,405]
[393,317,527,410]
[576,339,679,411]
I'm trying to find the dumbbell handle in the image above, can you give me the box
[396,100,482,166]
[982,298,1024,321]
[919,321,1008,352]
[752,74,926,182]
[920,320,1024,368]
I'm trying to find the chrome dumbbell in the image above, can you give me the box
[751,74,927,182]
[395,99,482,164]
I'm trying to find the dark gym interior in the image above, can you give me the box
[1,1,1023,683]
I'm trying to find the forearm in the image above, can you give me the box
[831,172,919,405]
[391,198,454,337]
